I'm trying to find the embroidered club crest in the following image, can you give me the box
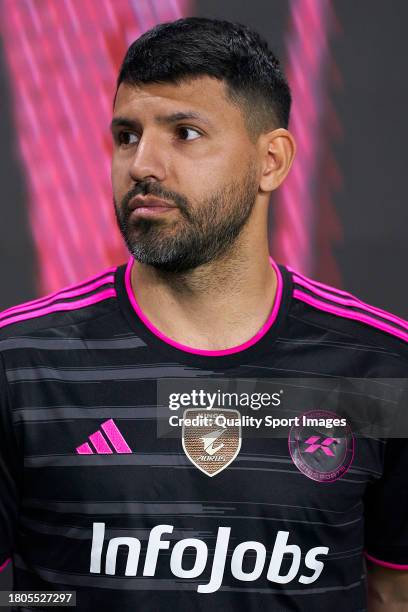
[182,408,242,477]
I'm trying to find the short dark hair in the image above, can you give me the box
[115,17,291,138]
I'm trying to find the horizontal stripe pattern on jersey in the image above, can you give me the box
[0,258,407,612]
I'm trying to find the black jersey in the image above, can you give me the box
[0,256,407,612]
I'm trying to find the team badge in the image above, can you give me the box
[288,410,354,483]
[182,408,242,477]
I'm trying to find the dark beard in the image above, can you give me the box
[114,164,258,273]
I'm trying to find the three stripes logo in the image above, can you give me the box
[76,418,132,455]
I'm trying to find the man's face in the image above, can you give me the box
[111,76,260,273]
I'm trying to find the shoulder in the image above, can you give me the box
[0,266,118,341]
[287,266,408,358]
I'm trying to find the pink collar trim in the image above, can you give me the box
[124,256,283,356]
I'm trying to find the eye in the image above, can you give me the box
[117,131,138,146]
[177,126,202,141]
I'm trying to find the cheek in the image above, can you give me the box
[190,153,247,196]
[190,156,229,187]
[111,156,127,195]
[111,156,118,183]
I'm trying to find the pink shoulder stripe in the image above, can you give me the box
[294,289,408,343]
[288,265,353,298]
[293,274,408,332]
[364,551,408,570]
[0,267,116,319]
[0,558,11,572]
[0,288,116,330]
[0,274,115,322]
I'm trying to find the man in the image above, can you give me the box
[0,16,407,612]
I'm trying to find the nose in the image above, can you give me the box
[128,131,167,183]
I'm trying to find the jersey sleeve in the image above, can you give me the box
[0,352,22,569]
[363,436,408,569]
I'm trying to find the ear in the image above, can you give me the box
[258,128,296,193]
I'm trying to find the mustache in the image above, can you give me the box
[121,180,189,215]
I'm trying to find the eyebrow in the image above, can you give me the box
[110,111,212,132]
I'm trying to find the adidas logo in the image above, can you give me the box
[76,418,132,455]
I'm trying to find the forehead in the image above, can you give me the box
[113,76,244,128]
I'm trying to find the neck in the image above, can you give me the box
[130,235,278,351]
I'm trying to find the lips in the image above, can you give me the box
[129,195,175,211]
